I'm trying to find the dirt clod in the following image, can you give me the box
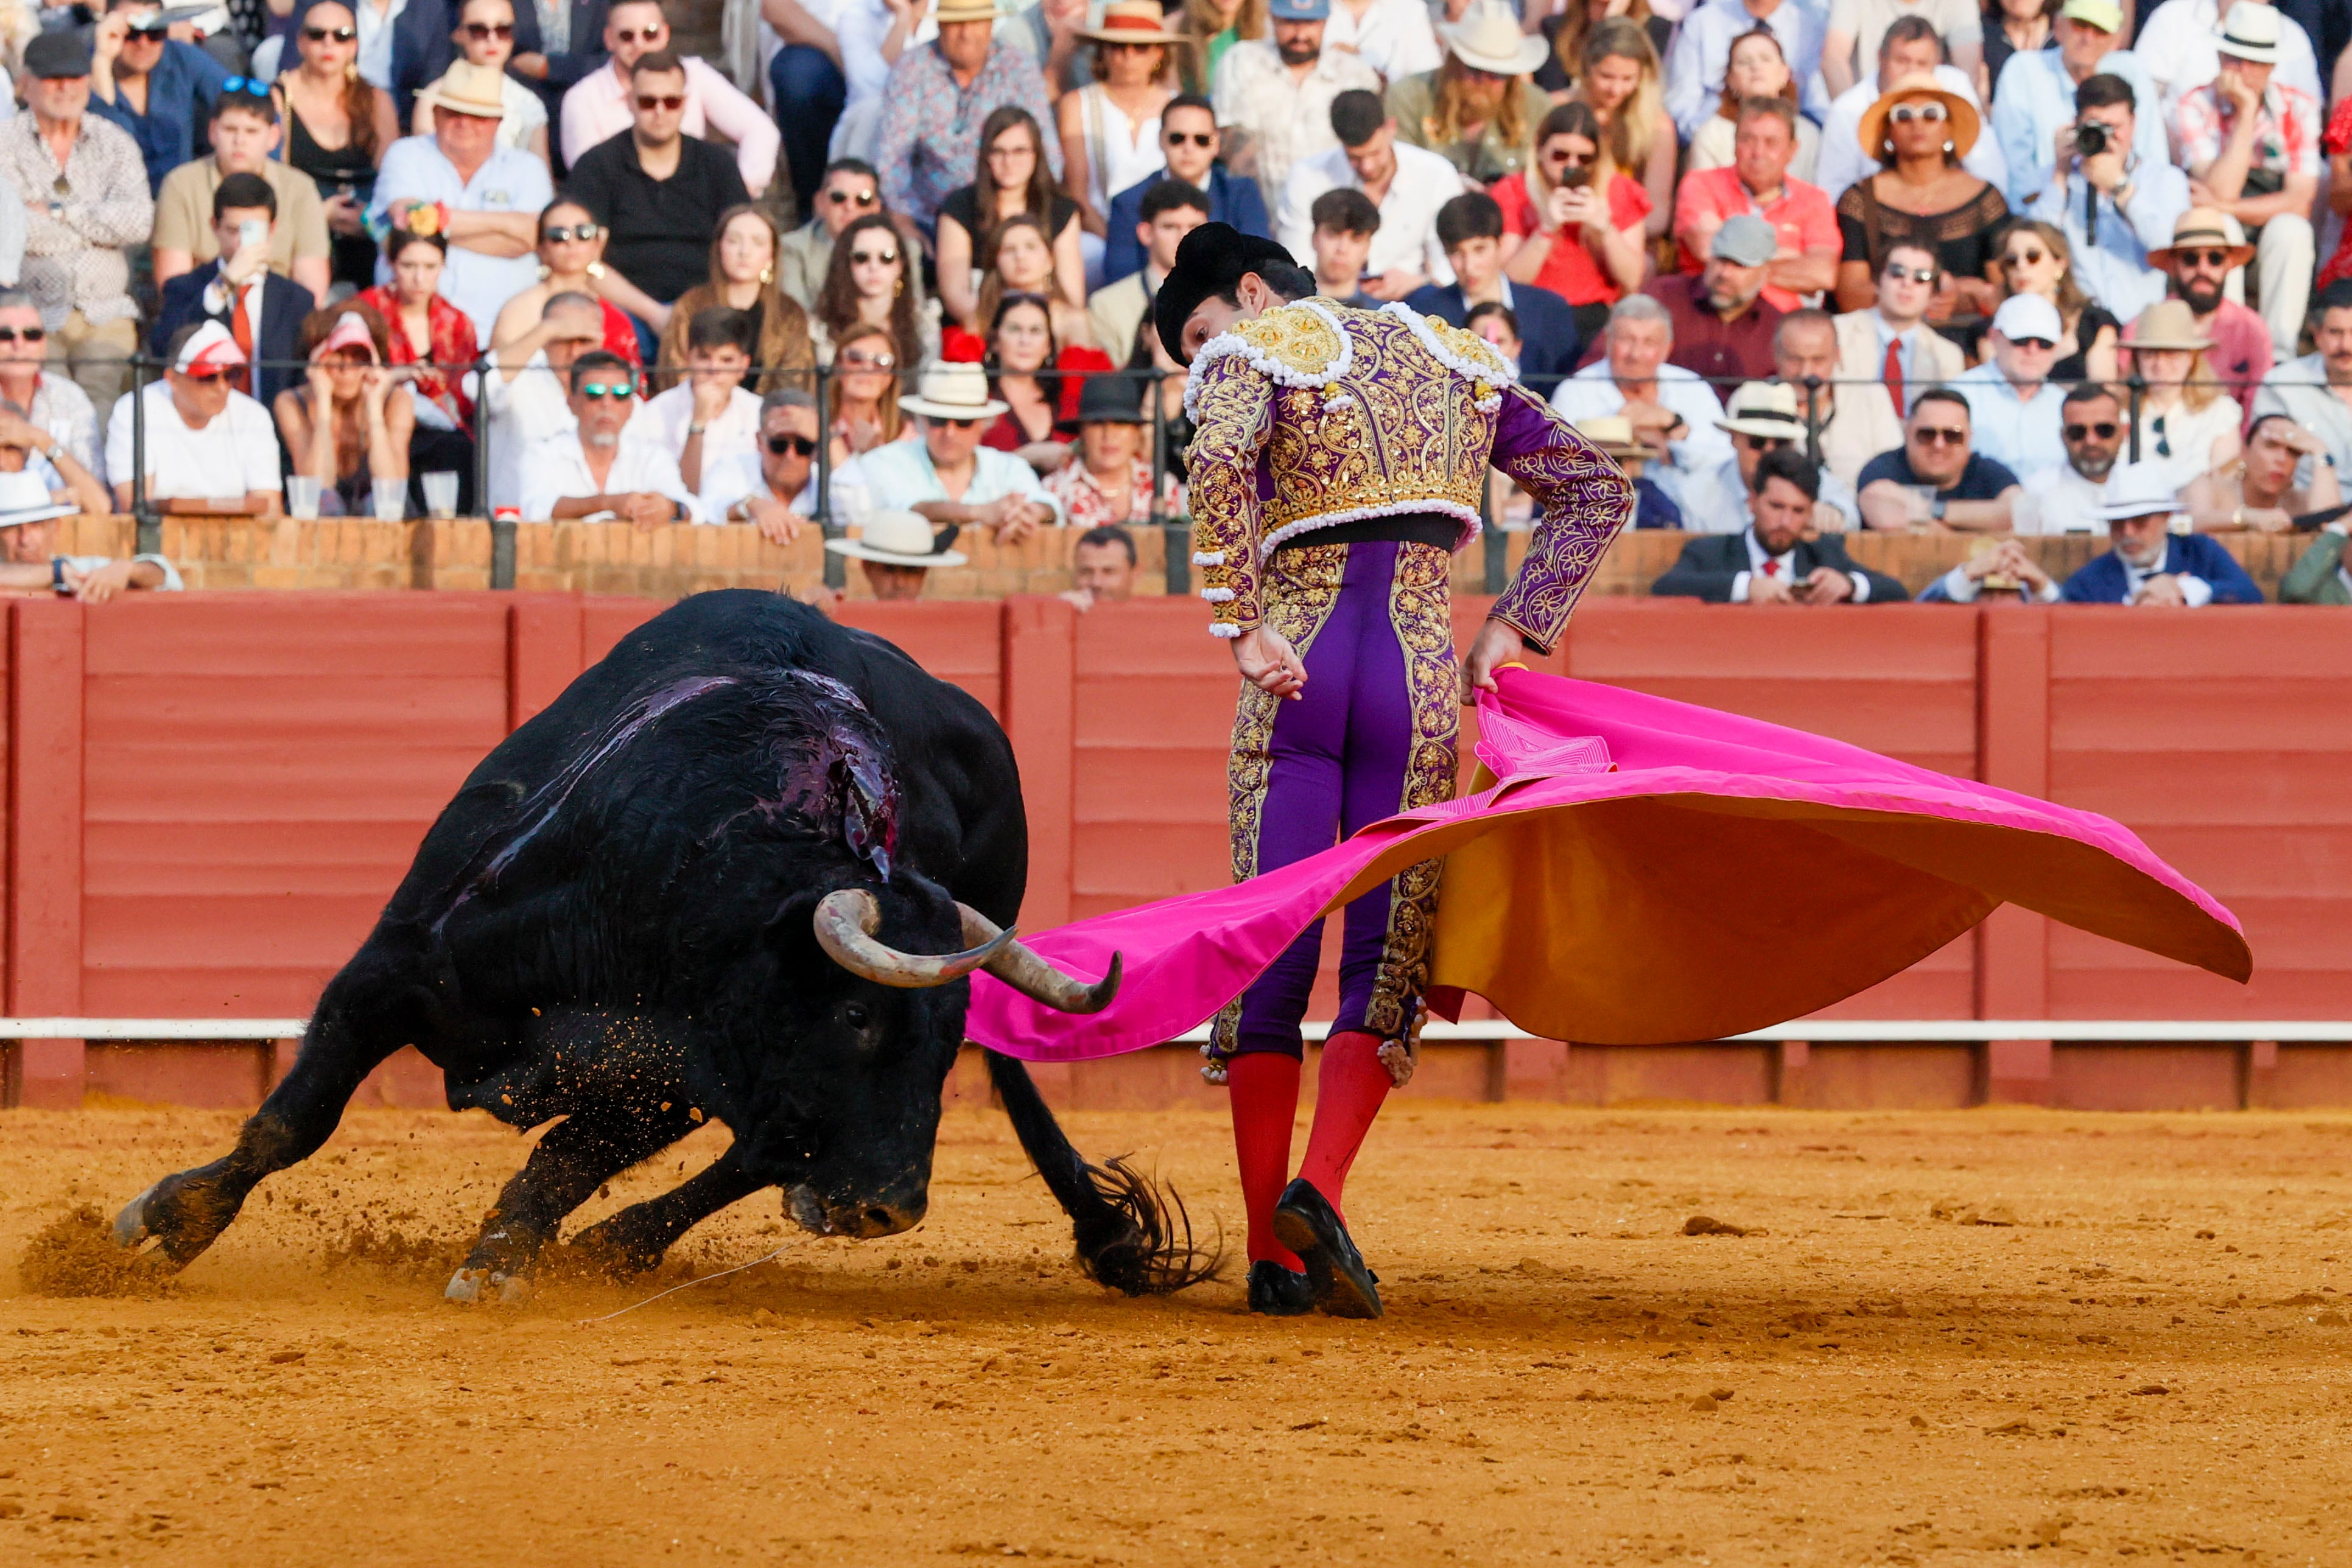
[1682,1215,1748,1236]
[16,1206,158,1298]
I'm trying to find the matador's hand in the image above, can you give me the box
[1232,625,1307,700]
[1460,617,1525,702]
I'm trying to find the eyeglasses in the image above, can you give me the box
[2007,336,2057,352]
[2175,248,2236,268]
[1165,130,1213,147]
[824,187,878,207]
[577,382,632,399]
[635,94,685,110]
[985,141,1034,159]
[1912,426,1968,445]
[849,248,897,266]
[2004,247,2048,267]
[464,21,514,38]
[767,434,819,456]
[1888,101,1948,124]
[0,326,46,343]
[613,24,665,41]
[541,222,600,242]
[2063,421,2119,441]
[840,348,896,369]
[302,24,357,40]
[1883,261,1937,285]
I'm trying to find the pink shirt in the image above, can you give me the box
[1671,164,1839,313]
[558,56,780,197]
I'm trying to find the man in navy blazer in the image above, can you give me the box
[149,173,317,418]
[1101,96,1270,284]
[1654,449,1908,604]
[2060,462,2266,605]
[1403,191,1579,391]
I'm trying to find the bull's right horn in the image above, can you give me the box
[956,905,1123,1014]
[813,889,1014,988]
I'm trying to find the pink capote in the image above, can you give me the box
[965,667,2250,1060]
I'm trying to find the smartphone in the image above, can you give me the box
[237,219,265,249]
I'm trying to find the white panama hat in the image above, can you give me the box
[825,509,969,568]
[0,469,80,527]
[897,361,1011,422]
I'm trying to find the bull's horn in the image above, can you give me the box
[957,904,1123,1015]
[813,888,1014,988]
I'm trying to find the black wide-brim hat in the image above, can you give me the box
[1154,222,1302,362]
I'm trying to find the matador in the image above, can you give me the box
[1154,223,1635,1317]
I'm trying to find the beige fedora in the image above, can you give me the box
[1440,3,1550,75]
[1077,0,1190,44]
[420,59,508,118]
[2127,299,2213,353]
[2149,206,2256,271]
[826,509,969,568]
[897,361,1011,421]
[1714,380,1808,440]
[1856,72,1981,161]
[1574,415,1648,463]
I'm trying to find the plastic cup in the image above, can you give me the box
[286,475,321,520]
[371,477,407,522]
[421,471,460,519]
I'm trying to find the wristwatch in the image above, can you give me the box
[1929,494,1948,522]
[687,422,707,436]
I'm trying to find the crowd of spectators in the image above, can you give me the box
[0,0,2347,605]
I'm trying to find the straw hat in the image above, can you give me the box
[2214,0,2283,62]
[1076,0,1189,45]
[0,470,80,528]
[898,361,1010,421]
[825,509,969,568]
[1440,3,1550,75]
[2149,206,2256,271]
[1856,72,1980,161]
[933,0,998,23]
[1713,381,1807,440]
[2096,463,2182,523]
[1573,416,1647,463]
[2127,299,2213,353]
[421,60,508,117]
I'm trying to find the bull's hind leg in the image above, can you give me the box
[566,1143,766,1279]
[116,940,437,1270]
[446,1104,695,1302]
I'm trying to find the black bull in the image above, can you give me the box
[111,592,1213,1300]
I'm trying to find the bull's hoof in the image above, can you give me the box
[445,1268,532,1304]
[113,1185,160,1250]
[564,1220,666,1281]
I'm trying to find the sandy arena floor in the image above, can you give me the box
[4,1100,2352,1566]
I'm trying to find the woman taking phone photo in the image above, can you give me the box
[1495,100,1647,343]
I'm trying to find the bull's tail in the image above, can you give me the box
[985,1051,1222,1295]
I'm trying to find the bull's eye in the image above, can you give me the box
[843,1001,872,1030]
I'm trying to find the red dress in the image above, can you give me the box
[2320,100,2352,291]
[357,287,480,426]
[979,345,1114,452]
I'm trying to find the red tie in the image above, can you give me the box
[230,284,254,397]
[1762,558,1780,576]
[1883,337,1904,419]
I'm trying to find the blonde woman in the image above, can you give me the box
[1995,219,2117,384]
[1388,6,1553,186]
[1531,0,1665,99]
[1178,0,1267,94]
[2126,299,2243,496]
[1058,1,1183,247]
[1573,17,1671,237]
[1687,28,1820,183]
[655,205,815,394]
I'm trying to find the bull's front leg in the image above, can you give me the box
[447,1103,697,1303]
[566,1143,766,1279]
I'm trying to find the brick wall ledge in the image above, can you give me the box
[46,516,2325,603]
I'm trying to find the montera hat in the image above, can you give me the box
[1154,222,1302,361]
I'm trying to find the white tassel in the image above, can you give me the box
[1209,623,1242,639]
[1192,551,1226,566]
[1200,587,1235,603]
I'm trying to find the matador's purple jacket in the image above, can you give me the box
[1184,298,1635,1082]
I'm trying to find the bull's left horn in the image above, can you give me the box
[957,904,1123,1014]
[813,888,1014,988]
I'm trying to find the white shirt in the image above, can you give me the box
[2011,462,2105,534]
[2122,544,2216,605]
[1212,39,1383,206]
[1276,142,1463,288]
[1729,523,1874,603]
[483,349,577,511]
[700,452,818,522]
[1548,361,1733,516]
[354,0,411,91]
[627,382,764,480]
[2132,0,2322,112]
[516,427,706,522]
[366,137,555,351]
[104,382,282,500]
[1952,362,2068,477]
[1814,66,2007,205]
[838,439,1063,523]
[1320,0,1443,85]
[19,373,98,482]
[559,56,780,197]
[2136,393,2245,497]
[1702,458,1862,534]
[200,270,267,346]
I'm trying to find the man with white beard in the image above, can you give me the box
[515,350,702,525]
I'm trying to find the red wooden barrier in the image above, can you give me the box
[5,591,2350,1113]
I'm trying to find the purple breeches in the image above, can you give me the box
[1215,536,1459,1060]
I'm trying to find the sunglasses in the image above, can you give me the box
[941,417,983,429]
[577,382,632,399]
[2064,421,2119,441]
[179,365,232,383]
[1883,261,1937,285]
[1912,427,1968,445]
[2004,247,2048,267]
[1735,433,1791,450]
[825,187,878,206]
[840,348,896,369]
[126,19,170,39]
[767,434,819,456]
[636,94,685,110]
[849,247,898,266]
[1888,101,1948,124]
[613,24,665,41]
[0,326,46,343]
[464,20,514,38]
[2175,248,2236,268]
[541,222,600,242]
[220,75,272,97]
[302,23,357,40]
[1166,130,1213,147]
[2007,336,2057,352]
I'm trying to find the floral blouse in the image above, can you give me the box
[357,285,479,426]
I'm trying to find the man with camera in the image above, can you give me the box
[2024,73,2189,324]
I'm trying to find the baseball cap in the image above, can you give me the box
[1267,0,1331,20]
[1991,292,2063,343]
[174,320,248,374]
[2059,0,2122,32]
[1710,213,1778,267]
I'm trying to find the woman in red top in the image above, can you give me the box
[354,214,482,513]
[2318,99,2352,291]
[953,293,1111,476]
[1493,101,1649,346]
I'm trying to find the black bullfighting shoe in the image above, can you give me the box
[1271,1178,1383,1319]
[1248,1259,1314,1315]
